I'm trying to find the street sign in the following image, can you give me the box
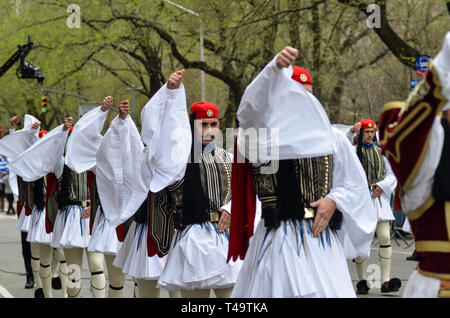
[414,55,431,73]
[410,79,420,88]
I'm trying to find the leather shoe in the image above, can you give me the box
[381,278,401,293]
[356,280,370,295]
[52,277,62,290]
[34,288,45,298]
[25,277,35,289]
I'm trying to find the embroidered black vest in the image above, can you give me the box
[56,165,89,209]
[360,145,386,186]
[252,155,343,230]
[169,146,232,229]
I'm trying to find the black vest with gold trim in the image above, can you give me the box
[252,155,342,229]
[360,145,386,186]
[28,177,46,212]
[56,165,89,209]
[169,145,232,229]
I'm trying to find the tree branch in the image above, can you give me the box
[337,0,421,68]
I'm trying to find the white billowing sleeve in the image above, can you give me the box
[401,116,444,212]
[0,114,40,160]
[7,157,18,201]
[236,55,335,162]
[96,116,150,227]
[376,156,397,200]
[141,83,191,193]
[65,106,108,173]
[23,114,40,130]
[0,129,39,160]
[9,125,68,181]
[326,127,377,259]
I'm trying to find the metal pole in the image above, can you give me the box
[200,20,205,101]
[127,85,144,121]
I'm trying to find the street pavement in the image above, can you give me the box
[0,211,417,298]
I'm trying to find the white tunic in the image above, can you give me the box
[230,55,377,297]
[9,124,91,249]
[64,106,122,255]
[96,83,191,280]
[0,115,40,229]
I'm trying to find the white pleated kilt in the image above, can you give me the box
[88,208,122,255]
[231,219,356,298]
[372,194,395,222]
[16,207,32,232]
[113,221,167,280]
[157,222,242,292]
[26,207,52,244]
[51,205,91,249]
[403,270,441,298]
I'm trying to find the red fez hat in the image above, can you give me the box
[360,119,376,130]
[39,130,48,138]
[69,126,74,135]
[292,66,313,85]
[190,101,219,119]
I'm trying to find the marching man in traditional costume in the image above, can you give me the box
[10,117,106,298]
[348,118,401,295]
[96,70,191,297]
[228,46,377,298]
[64,96,126,297]
[0,115,47,296]
[156,98,240,298]
[378,32,450,298]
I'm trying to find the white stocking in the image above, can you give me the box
[136,279,160,298]
[104,254,124,298]
[214,287,233,298]
[39,244,53,298]
[377,221,392,283]
[54,248,68,298]
[63,248,83,298]
[30,243,42,289]
[180,289,210,298]
[87,251,106,298]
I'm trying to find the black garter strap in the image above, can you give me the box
[380,245,391,248]
[91,271,104,276]
[109,285,124,290]
[40,263,51,268]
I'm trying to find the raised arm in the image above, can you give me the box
[65,96,113,173]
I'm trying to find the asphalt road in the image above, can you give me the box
[0,211,417,298]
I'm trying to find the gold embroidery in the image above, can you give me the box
[379,63,448,191]
[415,241,450,253]
[418,269,450,281]
[407,196,435,221]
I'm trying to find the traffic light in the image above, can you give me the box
[40,96,48,114]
